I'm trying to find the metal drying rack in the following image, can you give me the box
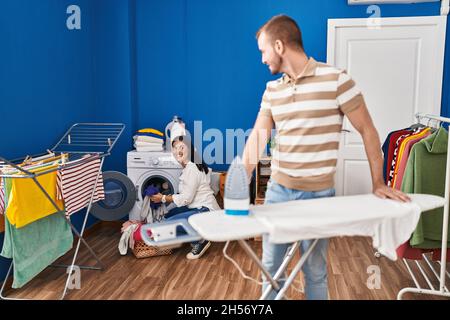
[0,123,125,300]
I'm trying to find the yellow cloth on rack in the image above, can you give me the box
[5,163,64,229]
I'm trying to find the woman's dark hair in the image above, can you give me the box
[172,136,209,174]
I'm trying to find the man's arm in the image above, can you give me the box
[346,104,410,202]
[242,114,274,179]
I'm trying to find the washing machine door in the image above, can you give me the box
[91,171,136,221]
[135,170,180,202]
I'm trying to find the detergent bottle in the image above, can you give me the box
[165,116,186,152]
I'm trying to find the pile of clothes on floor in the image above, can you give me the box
[119,184,170,256]
[133,128,164,152]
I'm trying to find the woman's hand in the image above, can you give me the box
[150,193,163,203]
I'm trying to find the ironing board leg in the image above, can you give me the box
[237,239,280,291]
[260,241,300,300]
[274,239,319,300]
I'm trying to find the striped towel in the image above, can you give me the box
[0,178,4,215]
[57,157,105,216]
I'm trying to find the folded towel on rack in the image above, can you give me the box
[57,156,105,216]
[1,178,73,288]
[1,177,5,233]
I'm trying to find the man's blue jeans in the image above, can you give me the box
[262,179,335,300]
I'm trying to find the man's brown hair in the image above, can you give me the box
[256,14,304,51]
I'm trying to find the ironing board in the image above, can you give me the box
[140,193,445,300]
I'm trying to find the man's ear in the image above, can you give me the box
[274,39,284,55]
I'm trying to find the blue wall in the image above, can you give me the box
[0,0,448,284]
[0,0,97,159]
[0,0,100,284]
[90,0,135,173]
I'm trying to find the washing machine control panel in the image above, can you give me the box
[127,151,182,169]
[149,155,181,168]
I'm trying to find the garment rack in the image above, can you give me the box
[0,123,125,300]
[397,113,450,299]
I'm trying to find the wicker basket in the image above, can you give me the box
[132,240,181,259]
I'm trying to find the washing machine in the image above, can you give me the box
[126,150,182,220]
[90,150,182,221]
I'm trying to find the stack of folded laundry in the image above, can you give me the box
[134,128,164,152]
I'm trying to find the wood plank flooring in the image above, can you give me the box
[2,223,449,300]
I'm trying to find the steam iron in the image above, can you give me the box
[224,156,250,216]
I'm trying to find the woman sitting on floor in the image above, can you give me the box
[150,135,220,259]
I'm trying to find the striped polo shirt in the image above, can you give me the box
[259,57,366,191]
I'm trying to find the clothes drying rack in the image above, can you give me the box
[397,113,450,299]
[0,123,125,300]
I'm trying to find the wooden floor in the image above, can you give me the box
[2,223,449,300]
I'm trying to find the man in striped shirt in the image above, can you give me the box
[242,15,409,300]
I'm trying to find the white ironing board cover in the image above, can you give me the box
[188,193,445,260]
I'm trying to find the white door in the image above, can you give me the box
[327,16,447,196]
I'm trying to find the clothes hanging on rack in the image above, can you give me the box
[56,156,105,216]
[383,125,450,260]
[0,154,67,176]
[396,242,450,261]
[5,164,64,229]
[0,177,73,288]
[382,128,411,183]
[392,128,431,189]
[0,177,5,215]
[386,127,428,186]
[0,180,4,231]
[0,123,125,300]
[401,127,450,249]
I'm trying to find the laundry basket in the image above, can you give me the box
[132,240,181,259]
